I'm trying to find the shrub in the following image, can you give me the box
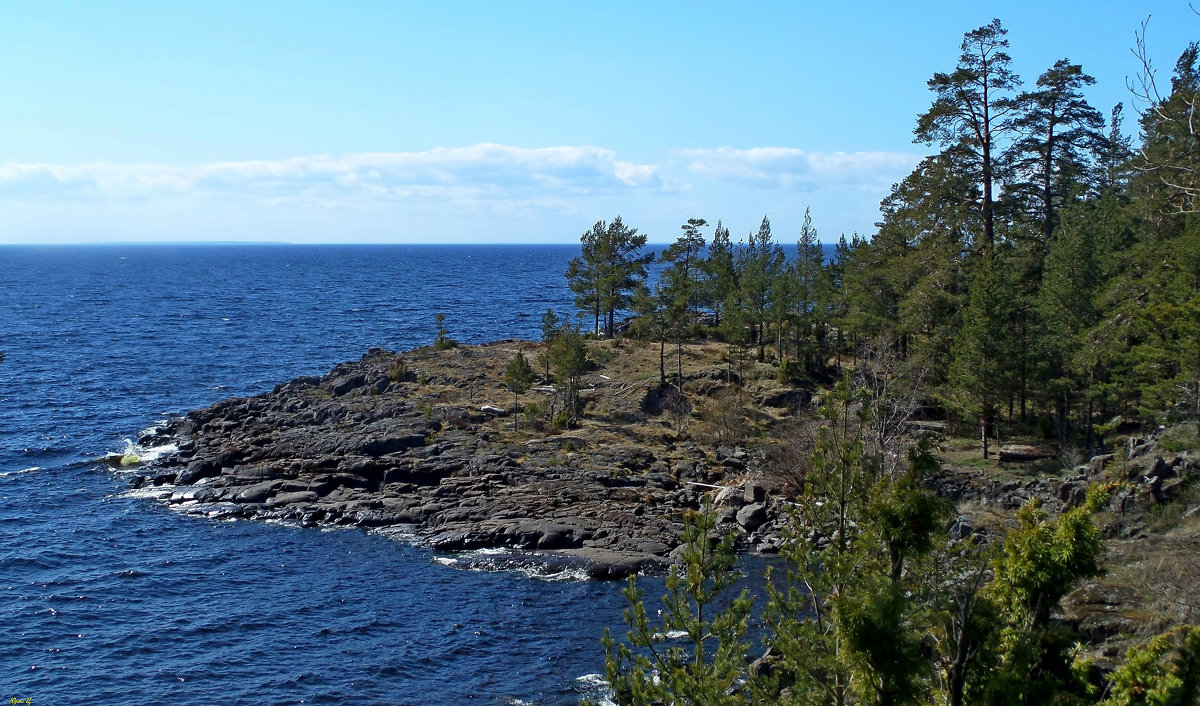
[387,359,409,382]
[696,389,752,449]
[777,358,804,385]
[523,400,544,428]
[432,312,459,350]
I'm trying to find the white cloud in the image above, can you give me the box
[677,147,920,192]
[0,144,916,242]
[0,144,664,202]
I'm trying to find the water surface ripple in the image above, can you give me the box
[1,244,656,704]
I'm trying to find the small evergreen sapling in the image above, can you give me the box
[432,312,458,351]
[599,498,754,705]
[503,351,534,429]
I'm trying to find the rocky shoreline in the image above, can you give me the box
[123,344,789,579]
[115,333,1200,649]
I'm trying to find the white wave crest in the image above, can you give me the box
[0,466,41,477]
[103,438,179,469]
[575,673,615,706]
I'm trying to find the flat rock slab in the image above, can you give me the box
[998,444,1055,462]
[549,548,673,580]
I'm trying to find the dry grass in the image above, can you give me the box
[386,336,798,457]
[1105,529,1200,626]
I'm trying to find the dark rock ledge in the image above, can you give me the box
[125,347,789,579]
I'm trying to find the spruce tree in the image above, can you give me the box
[600,499,754,705]
[949,251,1015,459]
[738,216,786,362]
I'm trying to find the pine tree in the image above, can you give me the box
[719,289,751,390]
[976,488,1109,704]
[739,216,786,362]
[1132,41,1200,211]
[795,207,825,372]
[1008,58,1107,247]
[566,217,653,337]
[863,151,976,381]
[660,218,708,390]
[546,323,588,427]
[915,18,1021,254]
[949,251,1015,459]
[704,220,737,328]
[502,351,535,429]
[1097,103,1134,194]
[599,498,754,705]
[1100,625,1200,706]
[762,378,949,706]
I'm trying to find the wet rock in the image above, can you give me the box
[233,480,282,504]
[553,549,671,580]
[267,490,319,507]
[177,459,221,485]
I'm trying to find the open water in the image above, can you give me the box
[0,244,671,705]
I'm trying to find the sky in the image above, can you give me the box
[0,1,1197,245]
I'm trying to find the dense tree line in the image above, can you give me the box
[566,17,1200,452]
[596,375,1200,705]
[570,17,1200,704]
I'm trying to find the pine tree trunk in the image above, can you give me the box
[982,126,995,254]
[676,335,683,392]
[659,333,666,384]
[981,417,990,460]
[1087,398,1096,452]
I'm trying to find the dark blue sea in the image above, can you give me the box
[0,244,671,705]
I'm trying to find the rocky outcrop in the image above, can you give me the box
[129,346,788,579]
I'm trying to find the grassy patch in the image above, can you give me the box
[937,436,1066,481]
[1161,424,1200,453]
[1145,476,1200,534]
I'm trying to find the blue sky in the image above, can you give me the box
[0,1,1195,244]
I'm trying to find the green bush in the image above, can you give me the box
[590,345,618,365]
[387,359,409,382]
[777,358,804,385]
[432,312,458,350]
[523,400,544,427]
[1162,425,1200,453]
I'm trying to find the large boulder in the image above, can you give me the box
[176,458,221,485]
[737,503,768,530]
